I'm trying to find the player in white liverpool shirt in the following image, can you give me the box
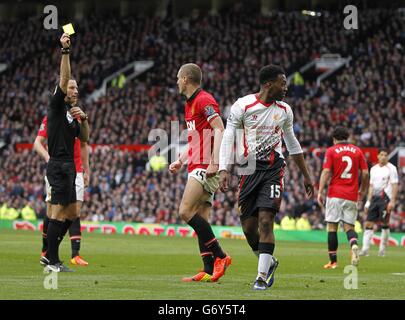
[218,65,314,290]
[360,149,399,257]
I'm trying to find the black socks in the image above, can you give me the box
[346,229,358,247]
[47,219,63,265]
[69,218,82,258]
[198,236,214,274]
[58,219,73,246]
[188,214,225,259]
[328,231,338,263]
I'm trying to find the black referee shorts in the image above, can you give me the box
[367,193,390,222]
[46,160,77,206]
[238,165,285,221]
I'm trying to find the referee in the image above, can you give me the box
[45,33,89,272]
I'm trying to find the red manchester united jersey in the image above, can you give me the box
[323,143,368,201]
[185,88,220,173]
[37,116,83,173]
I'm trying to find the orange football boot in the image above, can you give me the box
[323,261,338,269]
[182,272,212,282]
[70,255,89,266]
[211,255,232,282]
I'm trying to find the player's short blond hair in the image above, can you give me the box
[179,63,202,85]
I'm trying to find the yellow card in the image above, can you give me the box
[62,23,75,35]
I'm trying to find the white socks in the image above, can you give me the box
[362,229,374,252]
[257,253,273,280]
[380,228,390,252]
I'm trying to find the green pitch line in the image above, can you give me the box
[0,230,404,300]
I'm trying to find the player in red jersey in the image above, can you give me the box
[169,63,231,282]
[34,115,90,267]
[318,126,369,268]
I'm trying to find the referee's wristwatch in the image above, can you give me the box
[81,113,89,121]
[61,47,70,54]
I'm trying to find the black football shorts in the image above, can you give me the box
[46,159,77,206]
[238,165,285,221]
[367,193,390,222]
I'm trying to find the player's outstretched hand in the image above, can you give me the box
[304,178,314,198]
[206,163,219,178]
[169,160,182,174]
[219,170,230,193]
[60,33,70,48]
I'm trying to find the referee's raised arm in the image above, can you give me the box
[59,33,71,94]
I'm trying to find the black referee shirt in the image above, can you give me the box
[47,85,80,161]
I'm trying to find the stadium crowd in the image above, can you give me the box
[1,145,404,232]
[0,5,404,230]
[0,7,394,145]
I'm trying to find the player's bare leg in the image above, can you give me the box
[343,223,359,266]
[179,178,230,282]
[324,223,338,269]
[253,208,278,290]
[241,217,260,257]
[69,201,88,266]
[179,176,207,222]
[360,221,374,256]
[196,200,211,222]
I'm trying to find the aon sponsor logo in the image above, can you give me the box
[187,120,196,130]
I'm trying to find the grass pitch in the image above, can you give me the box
[0,229,404,300]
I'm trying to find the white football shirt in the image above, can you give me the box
[370,162,399,199]
[219,93,302,171]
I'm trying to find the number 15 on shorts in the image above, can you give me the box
[270,185,281,198]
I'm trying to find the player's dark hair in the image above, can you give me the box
[332,126,349,141]
[259,65,285,85]
[378,148,388,154]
